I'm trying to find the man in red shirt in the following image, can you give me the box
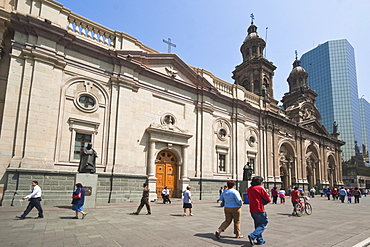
[290,187,300,216]
[271,187,278,204]
[247,176,271,246]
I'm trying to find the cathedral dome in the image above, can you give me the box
[244,31,263,42]
[289,58,306,76]
[240,18,266,61]
[289,64,306,76]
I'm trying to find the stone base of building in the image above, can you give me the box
[1,168,146,206]
[1,169,241,206]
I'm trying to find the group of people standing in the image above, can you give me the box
[132,183,193,216]
[323,187,364,203]
[270,187,286,204]
[215,177,271,246]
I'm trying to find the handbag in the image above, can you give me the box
[72,192,82,199]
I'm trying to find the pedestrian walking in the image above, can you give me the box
[183,186,193,216]
[218,185,227,207]
[319,189,324,197]
[353,187,361,204]
[16,181,43,219]
[347,189,353,203]
[71,183,87,219]
[331,188,338,200]
[338,187,347,203]
[215,180,243,239]
[325,188,331,200]
[271,187,278,204]
[279,188,286,204]
[133,183,151,215]
[161,186,171,204]
[291,187,300,216]
[247,176,271,246]
[309,187,316,198]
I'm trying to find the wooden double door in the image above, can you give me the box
[156,151,178,198]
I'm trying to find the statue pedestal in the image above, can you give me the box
[240,181,249,197]
[75,173,98,209]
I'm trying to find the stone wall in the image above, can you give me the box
[3,169,76,206]
[188,178,243,201]
[1,169,236,206]
[96,174,147,204]
[1,169,147,206]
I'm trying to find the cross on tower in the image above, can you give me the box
[295,50,298,60]
[250,13,255,24]
[163,38,176,53]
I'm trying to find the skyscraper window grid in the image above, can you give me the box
[301,39,363,162]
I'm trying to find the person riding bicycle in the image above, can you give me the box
[291,187,300,216]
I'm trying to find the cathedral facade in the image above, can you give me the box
[0,0,344,205]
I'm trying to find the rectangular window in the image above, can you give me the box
[74,133,92,159]
[249,158,255,170]
[218,154,226,172]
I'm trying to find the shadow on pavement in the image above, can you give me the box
[170,214,184,217]
[54,205,71,209]
[276,213,293,216]
[59,216,77,219]
[194,233,246,246]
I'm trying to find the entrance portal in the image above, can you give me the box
[156,151,178,198]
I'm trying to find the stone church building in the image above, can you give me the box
[0,0,344,205]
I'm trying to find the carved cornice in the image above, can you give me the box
[110,75,139,92]
[196,101,214,114]
[21,46,67,69]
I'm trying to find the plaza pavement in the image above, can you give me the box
[1,195,370,247]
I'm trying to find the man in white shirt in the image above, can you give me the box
[16,181,44,219]
[161,186,171,204]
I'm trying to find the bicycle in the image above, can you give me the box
[294,196,312,217]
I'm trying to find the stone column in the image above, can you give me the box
[181,145,190,192]
[147,140,157,201]
[148,140,156,177]
[288,162,292,188]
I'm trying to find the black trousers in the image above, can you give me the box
[136,197,151,214]
[21,198,43,218]
[162,195,171,204]
[354,195,360,203]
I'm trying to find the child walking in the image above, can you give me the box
[279,189,286,204]
[347,190,353,203]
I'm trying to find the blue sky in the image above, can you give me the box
[57,0,370,102]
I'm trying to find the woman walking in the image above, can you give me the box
[72,183,87,219]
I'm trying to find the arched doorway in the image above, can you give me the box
[279,143,295,190]
[280,166,289,191]
[155,150,178,198]
[306,144,319,190]
[327,155,336,187]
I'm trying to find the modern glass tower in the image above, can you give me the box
[300,39,362,162]
[359,98,370,163]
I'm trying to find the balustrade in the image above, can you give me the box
[67,13,115,47]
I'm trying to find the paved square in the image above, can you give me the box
[1,196,370,246]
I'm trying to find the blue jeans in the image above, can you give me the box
[339,195,345,203]
[250,212,268,244]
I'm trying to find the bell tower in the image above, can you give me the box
[233,15,276,101]
[282,52,321,123]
